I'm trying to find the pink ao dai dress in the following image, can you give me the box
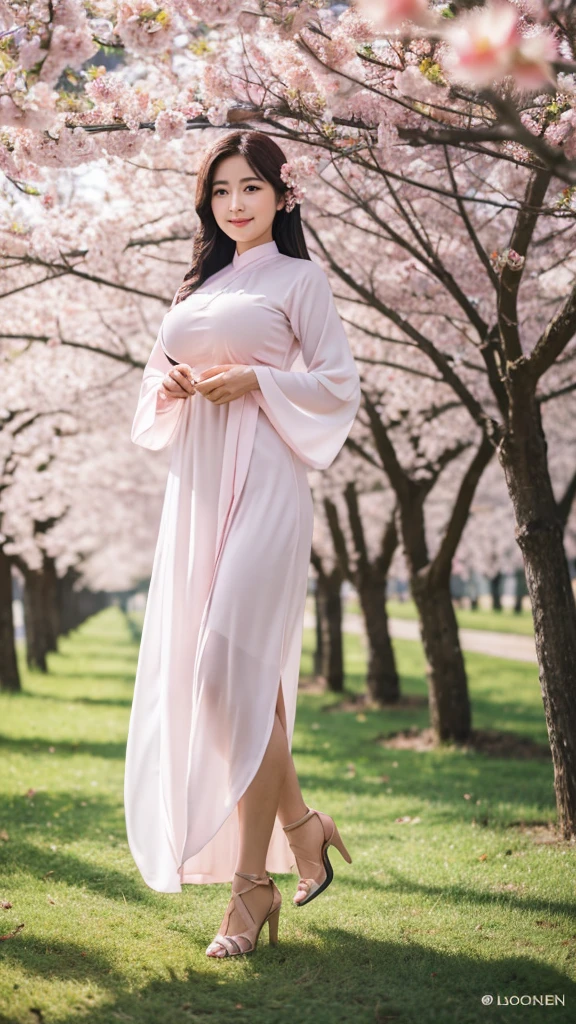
[124,238,361,892]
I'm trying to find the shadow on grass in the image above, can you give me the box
[332,867,576,920]
[291,758,553,821]
[25,670,136,683]
[122,611,143,645]
[0,816,156,907]
[0,934,126,986]
[0,735,126,759]
[3,929,574,1024]
[44,650,138,664]
[289,693,553,812]
[9,691,134,708]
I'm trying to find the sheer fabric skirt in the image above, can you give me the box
[125,403,314,890]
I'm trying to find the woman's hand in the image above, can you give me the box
[159,364,196,402]
[193,365,259,405]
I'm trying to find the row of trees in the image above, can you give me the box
[1,1,575,833]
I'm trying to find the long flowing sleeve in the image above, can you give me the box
[251,261,361,470]
[131,322,188,451]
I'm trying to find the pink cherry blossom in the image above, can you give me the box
[205,101,229,126]
[443,0,558,91]
[192,0,240,24]
[394,65,449,106]
[116,1,175,53]
[18,35,43,71]
[508,28,558,89]
[154,109,188,141]
[377,118,398,161]
[443,2,522,87]
[357,0,433,32]
[85,72,128,106]
[40,24,99,85]
[0,95,27,129]
[102,129,147,158]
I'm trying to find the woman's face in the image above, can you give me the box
[210,153,285,250]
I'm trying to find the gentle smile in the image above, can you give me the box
[229,218,253,225]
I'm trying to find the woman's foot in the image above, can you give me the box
[285,812,326,904]
[283,808,352,906]
[206,871,281,957]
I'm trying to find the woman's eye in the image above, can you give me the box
[212,185,261,197]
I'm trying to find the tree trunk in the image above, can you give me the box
[313,583,323,678]
[316,570,344,693]
[22,567,50,672]
[411,570,471,742]
[0,548,20,692]
[361,396,493,743]
[43,556,60,651]
[490,571,503,611]
[499,393,576,838]
[357,580,399,703]
[468,572,480,610]
[514,567,528,614]
[56,567,82,633]
[324,487,401,705]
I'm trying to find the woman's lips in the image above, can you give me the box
[229,218,252,226]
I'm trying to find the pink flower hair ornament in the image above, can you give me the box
[282,186,305,212]
[280,161,308,212]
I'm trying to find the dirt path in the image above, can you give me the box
[303,610,537,664]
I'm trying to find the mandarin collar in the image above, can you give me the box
[232,239,279,270]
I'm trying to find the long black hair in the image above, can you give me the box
[173,130,311,305]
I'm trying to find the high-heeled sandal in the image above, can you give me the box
[205,870,281,957]
[283,807,352,907]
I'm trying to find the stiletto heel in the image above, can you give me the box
[330,823,352,864]
[205,871,282,957]
[267,906,280,945]
[283,807,353,908]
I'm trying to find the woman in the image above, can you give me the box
[124,129,360,958]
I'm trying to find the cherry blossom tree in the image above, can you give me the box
[0,331,169,686]
[310,514,347,692]
[311,452,401,703]
[2,0,576,832]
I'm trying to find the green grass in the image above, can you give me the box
[1,606,574,1024]
[346,597,536,637]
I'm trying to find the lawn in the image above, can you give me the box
[1,606,574,1024]
[346,597,536,636]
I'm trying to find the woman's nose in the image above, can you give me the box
[229,190,245,212]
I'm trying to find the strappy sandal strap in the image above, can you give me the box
[209,933,244,956]
[234,870,272,885]
[296,877,320,896]
[206,872,281,956]
[282,808,315,833]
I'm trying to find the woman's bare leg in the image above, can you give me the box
[208,704,289,954]
[208,683,321,953]
[236,709,288,876]
[273,683,327,904]
[274,683,308,825]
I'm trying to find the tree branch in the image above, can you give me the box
[304,218,499,439]
[558,466,576,529]
[432,434,494,582]
[324,495,351,579]
[0,333,146,368]
[498,167,552,365]
[529,279,576,380]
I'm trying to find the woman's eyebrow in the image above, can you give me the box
[212,176,264,185]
